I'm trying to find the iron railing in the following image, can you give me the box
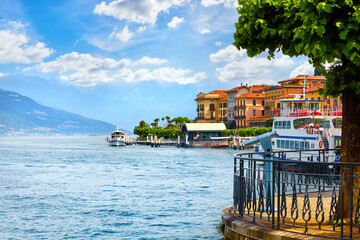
[233,149,360,239]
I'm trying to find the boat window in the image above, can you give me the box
[281,140,285,148]
[305,142,310,150]
[311,143,315,149]
[274,121,278,129]
[324,120,330,129]
[277,140,280,147]
[285,140,290,149]
[290,141,294,149]
[300,141,305,150]
[286,121,291,129]
[278,121,282,129]
[294,119,307,129]
[295,141,299,150]
[332,119,342,128]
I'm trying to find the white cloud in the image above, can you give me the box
[199,27,210,34]
[0,72,8,77]
[132,56,167,66]
[0,30,52,64]
[290,61,314,78]
[25,52,203,86]
[201,0,237,7]
[210,45,246,63]
[94,0,189,25]
[118,67,206,84]
[211,45,295,85]
[215,41,222,47]
[137,26,147,33]
[109,25,133,42]
[24,52,132,87]
[167,16,184,28]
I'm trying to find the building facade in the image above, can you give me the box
[195,90,227,123]
[235,93,265,128]
[225,85,250,122]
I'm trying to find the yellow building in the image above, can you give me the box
[195,90,227,123]
[264,75,327,117]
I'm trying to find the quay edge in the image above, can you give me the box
[221,207,330,240]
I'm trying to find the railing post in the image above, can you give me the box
[277,162,281,229]
[239,157,244,217]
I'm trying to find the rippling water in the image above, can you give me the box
[0,136,234,239]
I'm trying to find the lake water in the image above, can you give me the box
[0,136,235,239]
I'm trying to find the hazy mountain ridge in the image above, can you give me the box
[0,88,118,135]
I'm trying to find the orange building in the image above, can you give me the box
[235,93,265,128]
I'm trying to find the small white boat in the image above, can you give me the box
[108,128,126,147]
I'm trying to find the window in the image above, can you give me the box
[300,141,305,150]
[277,140,280,147]
[286,121,291,129]
[211,112,214,119]
[253,110,256,116]
[210,103,215,111]
[281,140,285,148]
[253,100,256,106]
[285,140,290,149]
[290,141,294,149]
[295,141,299,150]
[274,121,278,129]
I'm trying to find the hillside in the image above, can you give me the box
[0,88,117,135]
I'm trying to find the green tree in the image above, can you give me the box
[139,120,147,128]
[170,117,192,126]
[234,0,360,218]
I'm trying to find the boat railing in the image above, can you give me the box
[277,106,343,117]
[232,149,360,239]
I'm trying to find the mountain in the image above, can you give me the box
[0,88,117,136]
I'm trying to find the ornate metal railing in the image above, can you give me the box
[233,149,360,239]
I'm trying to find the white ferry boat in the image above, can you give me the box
[108,128,126,147]
[259,99,342,163]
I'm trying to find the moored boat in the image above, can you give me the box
[107,127,126,147]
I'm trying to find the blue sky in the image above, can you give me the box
[0,0,314,131]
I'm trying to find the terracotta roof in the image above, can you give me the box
[251,85,274,92]
[236,93,265,99]
[275,89,303,99]
[306,85,321,92]
[225,85,250,93]
[209,90,227,100]
[278,75,326,84]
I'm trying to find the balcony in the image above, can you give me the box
[234,115,246,120]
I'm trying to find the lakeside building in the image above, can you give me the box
[265,75,328,117]
[225,85,250,122]
[195,90,227,123]
[235,92,265,128]
[195,74,342,128]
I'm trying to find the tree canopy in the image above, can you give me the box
[234,0,360,97]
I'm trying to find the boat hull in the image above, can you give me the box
[109,140,126,147]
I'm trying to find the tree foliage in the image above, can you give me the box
[222,127,272,137]
[133,117,192,139]
[234,0,360,97]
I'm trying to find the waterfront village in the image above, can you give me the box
[134,73,342,150]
